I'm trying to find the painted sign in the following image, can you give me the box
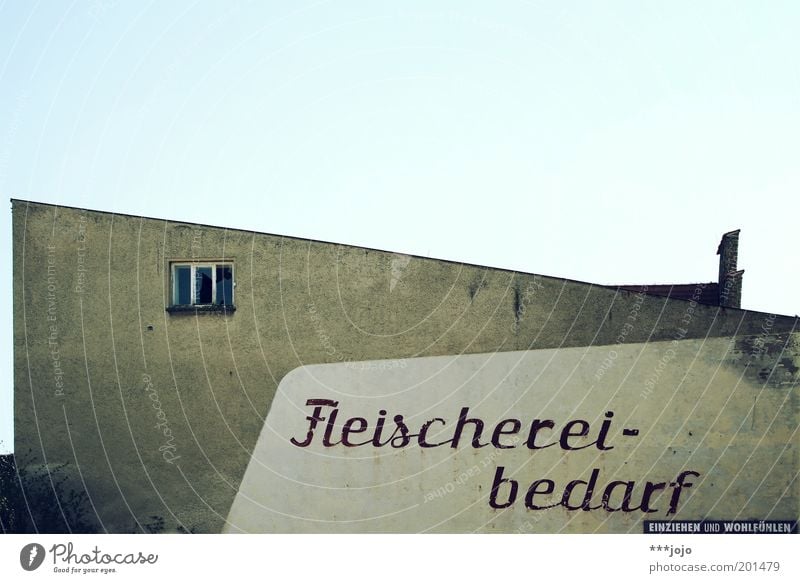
[225,336,797,533]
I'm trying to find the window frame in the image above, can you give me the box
[168,260,235,312]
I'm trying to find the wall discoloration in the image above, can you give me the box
[12,200,799,533]
[729,333,799,389]
[227,339,798,533]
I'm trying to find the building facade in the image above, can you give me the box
[12,199,799,533]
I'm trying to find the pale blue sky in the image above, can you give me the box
[2,1,799,453]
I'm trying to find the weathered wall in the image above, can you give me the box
[226,336,799,533]
[12,200,799,533]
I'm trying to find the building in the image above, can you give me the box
[11,199,799,533]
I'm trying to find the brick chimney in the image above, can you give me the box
[717,230,744,308]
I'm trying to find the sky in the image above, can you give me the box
[1,1,799,454]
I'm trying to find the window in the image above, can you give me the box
[168,262,235,312]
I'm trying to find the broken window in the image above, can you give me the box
[170,262,234,308]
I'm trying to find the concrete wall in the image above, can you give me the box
[12,200,799,533]
[227,337,799,533]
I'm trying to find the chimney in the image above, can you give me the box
[717,230,743,308]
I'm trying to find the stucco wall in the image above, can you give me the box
[227,336,799,533]
[12,200,799,533]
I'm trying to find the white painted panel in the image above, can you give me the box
[225,338,796,533]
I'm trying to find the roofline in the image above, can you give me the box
[8,197,603,285]
[10,198,798,321]
[611,282,717,288]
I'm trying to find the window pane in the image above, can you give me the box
[196,266,213,304]
[175,266,191,305]
[216,265,233,305]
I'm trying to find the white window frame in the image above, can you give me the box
[171,261,234,307]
